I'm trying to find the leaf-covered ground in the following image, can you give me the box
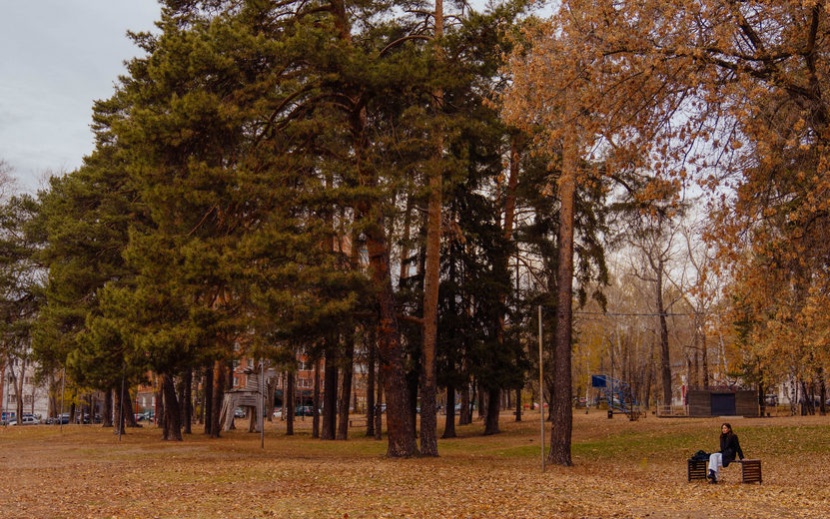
[2,411,828,518]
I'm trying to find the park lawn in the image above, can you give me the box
[1,411,829,518]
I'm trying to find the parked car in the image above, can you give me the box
[295,405,314,416]
[1,412,16,425]
[234,407,247,418]
[10,415,40,426]
[45,413,69,425]
[132,410,154,422]
[798,395,822,407]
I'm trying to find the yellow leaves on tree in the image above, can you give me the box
[504,1,830,390]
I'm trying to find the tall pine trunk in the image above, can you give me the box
[548,124,577,467]
[506,137,522,427]
[104,388,114,428]
[515,389,522,422]
[285,371,295,436]
[366,332,377,438]
[656,259,672,406]
[203,366,213,435]
[182,368,192,434]
[322,344,339,440]
[155,378,164,430]
[484,388,500,435]
[442,384,456,438]
[162,373,183,441]
[359,151,416,457]
[210,360,226,439]
[477,384,485,419]
[313,357,322,438]
[337,331,355,440]
[459,385,471,425]
[14,357,26,420]
[176,373,186,431]
[333,0,416,453]
[419,0,444,460]
[112,389,123,432]
[122,387,137,428]
[374,367,384,441]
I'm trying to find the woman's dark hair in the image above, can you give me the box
[721,422,733,435]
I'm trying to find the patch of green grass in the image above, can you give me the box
[573,429,711,461]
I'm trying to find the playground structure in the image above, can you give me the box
[220,370,265,432]
[590,374,642,419]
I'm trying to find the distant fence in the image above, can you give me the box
[656,405,688,417]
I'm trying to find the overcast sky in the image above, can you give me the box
[0,1,161,193]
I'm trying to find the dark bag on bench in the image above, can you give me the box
[691,450,710,461]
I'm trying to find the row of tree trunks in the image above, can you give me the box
[104,355,519,445]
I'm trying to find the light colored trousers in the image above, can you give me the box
[708,453,723,478]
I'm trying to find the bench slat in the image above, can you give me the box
[687,459,708,481]
[740,459,762,484]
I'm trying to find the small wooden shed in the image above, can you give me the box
[687,389,759,417]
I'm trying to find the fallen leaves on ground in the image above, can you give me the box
[1,412,829,518]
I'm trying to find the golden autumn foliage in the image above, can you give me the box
[504,1,830,393]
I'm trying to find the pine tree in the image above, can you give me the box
[0,193,41,422]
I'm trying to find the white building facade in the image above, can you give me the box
[1,357,50,420]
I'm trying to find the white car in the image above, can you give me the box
[10,415,40,426]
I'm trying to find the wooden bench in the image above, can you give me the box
[687,458,762,484]
[687,458,708,481]
[349,419,367,428]
[739,459,762,484]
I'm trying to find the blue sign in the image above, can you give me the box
[591,375,607,388]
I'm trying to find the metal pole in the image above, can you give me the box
[59,368,66,433]
[259,360,265,449]
[1,364,5,427]
[118,365,126,441]
[539,305,545,473]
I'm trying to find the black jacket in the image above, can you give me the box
[720,432,744,467]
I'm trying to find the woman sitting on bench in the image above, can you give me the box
[708,422,744,484]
